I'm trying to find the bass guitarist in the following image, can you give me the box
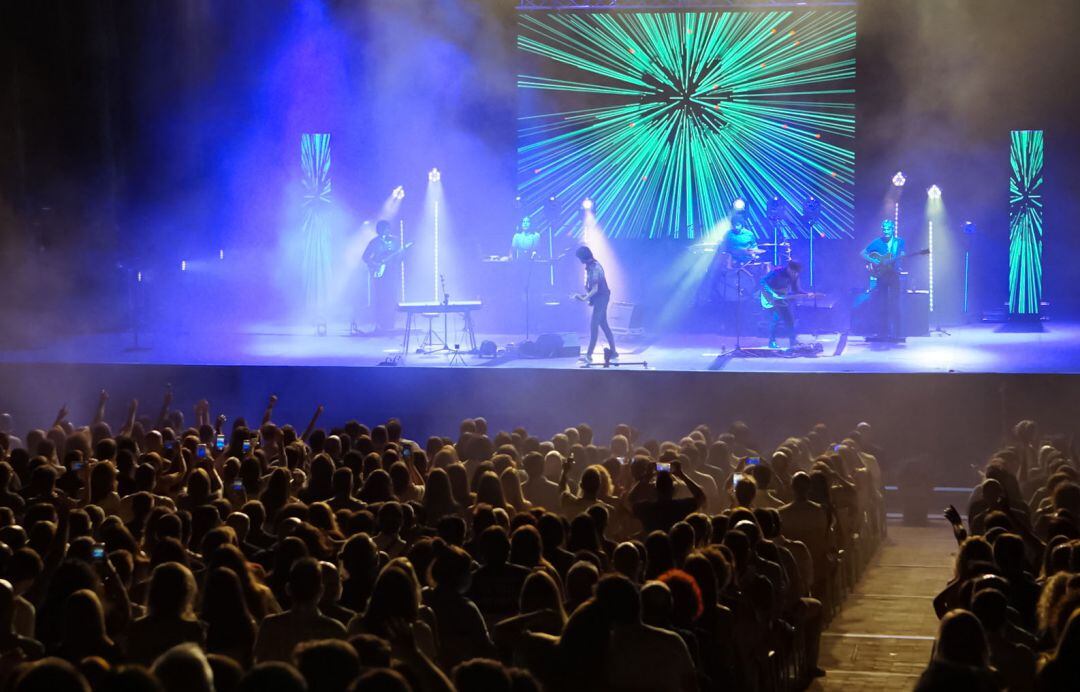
[861,218,906,340]
[759,259,805,349]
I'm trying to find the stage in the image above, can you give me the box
[0,321,1076,374]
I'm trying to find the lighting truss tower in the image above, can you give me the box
[1008,129,1044,317]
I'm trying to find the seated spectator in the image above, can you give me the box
[255,558,346,662]
[595,575,697,692]
[915,609,998,692]
[127,562,206,665]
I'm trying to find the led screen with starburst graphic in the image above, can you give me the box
[1008,129,1044,316]
[517,10,856,240]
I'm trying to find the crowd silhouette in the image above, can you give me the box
[0,390,888,691]
[918,420,1080,691]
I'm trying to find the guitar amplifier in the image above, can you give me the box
[609,301,645,335]
[903,290,930,337]
[849,289,929,337]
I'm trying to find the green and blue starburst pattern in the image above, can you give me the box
[1008,129,1044,315]
[301,133,333,318]
[517,10,856,240]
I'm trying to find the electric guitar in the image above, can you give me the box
[760,291,821,310]
[367,242,414,279]
[866,247,929,278]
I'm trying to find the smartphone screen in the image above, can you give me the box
[231,480,244,492]
[733,472,744,484]
[833,444,843,452]
[197,444,207,459]
[402,447,412,459]
[91,544,106,560]
[617,456,627,465]
[242,439,252,454]
[745,457,761,466]
[216,434,226,451]
[164,440,175,452]
[656,462,671,473]
[72,461,85,472]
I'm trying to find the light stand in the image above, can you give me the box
[720,265,757,358]
[122,265,151,352]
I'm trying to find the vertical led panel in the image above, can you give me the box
[1008,129,1043,315]
[301,133,333,317]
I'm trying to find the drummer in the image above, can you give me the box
[722,217,763,265]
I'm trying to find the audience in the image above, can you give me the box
[0,393,891,691]
[920,419,1080,691]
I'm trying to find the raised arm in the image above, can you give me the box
[51,404,70,430]
[92,390,108,425]
[673,459,705,510]
[120,399,138,437]
[301,404,324,442]
[156,386,173,428]
[558,454,574,495]
[262,394,278,426]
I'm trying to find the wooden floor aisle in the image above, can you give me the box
[810,522,955,691]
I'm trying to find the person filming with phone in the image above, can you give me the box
[625,453,706,534]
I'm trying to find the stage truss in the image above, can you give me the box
[517,0,856,10]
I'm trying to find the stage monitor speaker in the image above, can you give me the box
[523,333,580,359]
[610,301,645,335]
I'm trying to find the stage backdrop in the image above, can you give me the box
[517,8,856,242]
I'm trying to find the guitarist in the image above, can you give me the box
[363,220,402,333]
[759,259,804,349]
[573,245,617,363]
[861,218,906,340]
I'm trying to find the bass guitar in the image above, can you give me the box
[866,247,929,278]
[367,242,414,279]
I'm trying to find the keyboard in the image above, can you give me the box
[397,301,483,313]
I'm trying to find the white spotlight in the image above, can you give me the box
[927,185,942,200]
[582,198,594,211]
[892,171,907,187]
[732,198,746,212]
[428,168,441,183]
[392,186,405,201]
[180,260,187,272]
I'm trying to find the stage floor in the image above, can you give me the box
[2,321,1077,374]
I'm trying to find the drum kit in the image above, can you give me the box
[694,241,792,303]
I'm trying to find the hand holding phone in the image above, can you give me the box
[215,434,226,451]
[745,457,761,466]
[656,461,671,473]
[91,544,106,561]
[732,472,744,485]
[197,444,208,459]
[242,439,252,454]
